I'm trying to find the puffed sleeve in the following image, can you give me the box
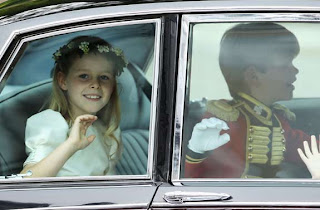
[23,109,69,167]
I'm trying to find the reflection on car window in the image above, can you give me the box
[0,22,156,178]
[182,22,320,179]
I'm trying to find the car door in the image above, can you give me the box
[0,3,168,209]
[152,1,320,209]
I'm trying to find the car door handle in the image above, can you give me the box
[163,191,232,204]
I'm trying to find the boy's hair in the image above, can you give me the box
[219,22,300,97]
[49,36,125,160]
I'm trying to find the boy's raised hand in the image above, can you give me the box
[188,117,230,154]
[297,135,320,179]
[68,115,98,151]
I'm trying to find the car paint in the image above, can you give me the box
[1,1,320,209]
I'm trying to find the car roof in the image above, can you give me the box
[1,0,319,23]
[0,0,191,18]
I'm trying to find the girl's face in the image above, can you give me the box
[58,53,115,118]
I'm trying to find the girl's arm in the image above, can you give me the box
[297,135,320,179]
[20,115,97,177]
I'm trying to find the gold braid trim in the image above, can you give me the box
[247,126,271,164]
[270,125,286,165]
[206,100,240,122]
[273,103,296,122]
[185,155,205,164]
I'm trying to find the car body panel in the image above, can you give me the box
[0,182,158,209]
[2,1,320,209]
[153,183,320,208]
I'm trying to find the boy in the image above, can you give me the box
[185,22,310,178]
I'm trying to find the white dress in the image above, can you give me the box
[23,109,120,176]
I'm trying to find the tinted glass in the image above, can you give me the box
[0,22,156,178]
[182,22,320,179]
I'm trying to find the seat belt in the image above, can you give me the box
[127,63,152,101]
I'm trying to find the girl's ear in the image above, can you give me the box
[57,72,68,90]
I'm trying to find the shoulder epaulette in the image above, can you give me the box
[273,103,296,122]
[206,100,240,122]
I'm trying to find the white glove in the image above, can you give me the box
[298,135,320,179]
[188,117,230,154]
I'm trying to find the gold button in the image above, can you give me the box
[249,137,253,142]
[281,129,285,134]
[248,145,253,151]
[283,147,286,152]
[282,138,286,143]
[248,154,253,160]
[249,127,254,133]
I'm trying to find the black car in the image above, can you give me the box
[1,0,320,209]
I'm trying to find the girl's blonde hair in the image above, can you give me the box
[49,36,127,161]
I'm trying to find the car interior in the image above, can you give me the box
[0,23,156,176]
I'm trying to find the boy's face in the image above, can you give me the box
[254,53,298,104]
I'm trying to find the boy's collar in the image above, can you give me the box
[236,92,272,120]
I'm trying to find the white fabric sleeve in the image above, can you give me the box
[23,109,69,167]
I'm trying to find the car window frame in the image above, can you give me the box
[172,12,320,184]
[0,16,161,183]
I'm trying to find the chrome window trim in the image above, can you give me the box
[172,13,320,183]
[149,19,161,178]
[36,203,148,209]
[171,14,190,182]
[0,18,161,183]
[0,183,155,191]
[0,176,155,184]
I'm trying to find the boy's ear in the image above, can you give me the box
[57,72,68,90]
[244,66,259,87]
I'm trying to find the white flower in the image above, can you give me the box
[79,42,90,54]
[53,50,61,60]
[111,47,123,56]
[97,45,110,53]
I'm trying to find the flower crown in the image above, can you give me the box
[53,41,128,76]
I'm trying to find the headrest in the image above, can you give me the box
[0,80,51,175]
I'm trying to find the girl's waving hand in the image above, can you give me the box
[298,135,320,179]
[68,115,98,150]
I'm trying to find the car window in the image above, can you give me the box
[0,20,160,179]
[176,15,320,180]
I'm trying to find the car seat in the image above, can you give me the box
[0,67,150,176]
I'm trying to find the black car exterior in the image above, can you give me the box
[1,0,320,209]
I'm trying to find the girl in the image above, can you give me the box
[20,36,127,177]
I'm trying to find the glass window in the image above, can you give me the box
[182,21,320,179]
[0,21,158,178]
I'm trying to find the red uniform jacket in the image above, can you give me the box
[185,93,310,178]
